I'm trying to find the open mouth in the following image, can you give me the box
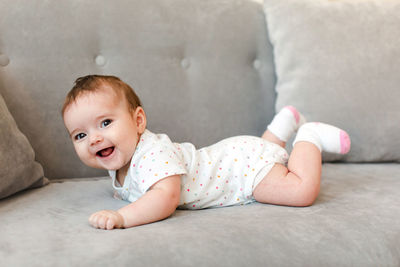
[96,147,115,158]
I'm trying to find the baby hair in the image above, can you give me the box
[62,75,142,115]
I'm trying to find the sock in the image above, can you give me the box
[267,106,306,142]
[293,122,351,154]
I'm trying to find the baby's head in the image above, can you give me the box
[62,75,146,171]
[62,75,142,115]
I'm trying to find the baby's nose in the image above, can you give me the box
[90,133,103,145]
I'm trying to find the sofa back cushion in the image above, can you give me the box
[0,0,276,179]
[264,0,400,162]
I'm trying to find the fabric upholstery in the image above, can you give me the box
[263,0,400,162]
[0,0,275,179]
[1,164,399,266]
[0,93,48,199]
[1,1,400,266]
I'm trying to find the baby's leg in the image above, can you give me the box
[262,106,306,148]
[253,123,351,207]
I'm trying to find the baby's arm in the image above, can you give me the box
[89,175,181,230]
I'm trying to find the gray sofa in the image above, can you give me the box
[1,0,399,266]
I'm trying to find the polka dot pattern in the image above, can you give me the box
[110,130,288,209]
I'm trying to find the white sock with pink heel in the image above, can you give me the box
[267,106,307,142]
[293,122,351,154]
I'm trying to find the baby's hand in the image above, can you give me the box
[89,210,125,230]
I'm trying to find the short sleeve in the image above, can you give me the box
[131,140,187,193]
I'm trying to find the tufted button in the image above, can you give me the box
[0,54,10,67]
[253,59,262,70]
[95,55,107,66]
[181,58,190,69]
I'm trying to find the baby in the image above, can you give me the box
[62,75,351,230]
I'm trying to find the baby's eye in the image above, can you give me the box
[75,133,86,140]
[74,133,86,141]
[101,119,112,128]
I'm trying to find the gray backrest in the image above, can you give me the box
[0,0,276,179]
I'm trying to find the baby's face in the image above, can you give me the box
[63,87,145,171]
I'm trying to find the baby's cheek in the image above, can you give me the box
[122,139,139,160]
[75,144,94,166]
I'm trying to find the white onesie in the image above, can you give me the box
[109,129,288,209]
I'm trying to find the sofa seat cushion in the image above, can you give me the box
[1,164,399,266]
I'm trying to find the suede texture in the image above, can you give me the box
[1,1,399,266]
[0,93,48,199]
[263,0,400,162]
[1,164,399,266]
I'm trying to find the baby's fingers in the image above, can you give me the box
[106,218,116,230]
[88,213,97,227]
[98,216,108,229]
[89,213,102,229]
[88,211,117,230]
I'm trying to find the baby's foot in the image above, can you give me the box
[267,106,307,142]
[293,122,351,154]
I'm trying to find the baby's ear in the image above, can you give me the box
[134,107,147,133]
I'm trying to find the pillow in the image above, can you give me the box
[0,93,48,199]
[263,0,400,162]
